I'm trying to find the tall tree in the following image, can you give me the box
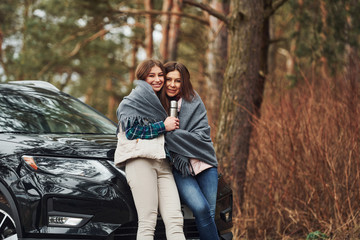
[214,0,264,208]
[183,0,289,209]
[129,41,139,82]
[205,0,229,129]
[0,0,20,80]
[144,0,153,58]
[168,0,183,61]
[160,0,173,62]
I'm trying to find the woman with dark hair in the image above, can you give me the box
[115,59,185,240]
[161,61,220,240]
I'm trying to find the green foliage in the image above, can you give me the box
[289,0,360,74]
[1,0,133,116]
[2,0,358,116]
[306,231,329,240]
[176,4,208,87]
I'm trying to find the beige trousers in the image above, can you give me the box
[125,158,185,240]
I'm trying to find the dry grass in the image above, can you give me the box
[229,68,359,239]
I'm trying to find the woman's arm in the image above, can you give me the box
[125,117,179,140]
[125,120,165,140]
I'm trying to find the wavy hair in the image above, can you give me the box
[159,61,195,112]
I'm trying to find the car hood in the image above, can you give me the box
[0,133,117,159]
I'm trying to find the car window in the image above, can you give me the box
[0,87,117,134]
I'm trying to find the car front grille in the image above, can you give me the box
[113,219,199,240]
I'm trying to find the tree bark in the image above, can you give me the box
[160,0,173,62]
[168,0,182,61]
[256,0,271,116]
[215,0,264,209]
[19,0,31,80]
[144,0,153,58]
[130,41,139,82]
[106,78,117,120]
[205,0,229,131]
[0,29,8,79]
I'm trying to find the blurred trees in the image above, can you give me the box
[0,1,23,80]
[1,0,135,120]
[272,0,359,81]
[1,0,358,113]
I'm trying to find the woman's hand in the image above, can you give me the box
[164,117,179,131]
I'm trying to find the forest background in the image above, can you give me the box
[0,0,359,239]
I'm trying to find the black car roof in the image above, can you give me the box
[0,81,60,93]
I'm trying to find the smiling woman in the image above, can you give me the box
[165,70,181,97]
[115,59,186,240]
[161,62,221,240]
[144,65,164,92]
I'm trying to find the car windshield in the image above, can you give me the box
[0,86,117,134]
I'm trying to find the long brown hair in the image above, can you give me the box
[160,61,196,112]
[135,59,165,81]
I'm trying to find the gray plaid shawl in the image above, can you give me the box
[116,80,218,176]
[165,93,218,176]
[116,80,167,132]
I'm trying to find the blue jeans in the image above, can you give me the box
[173,167,219,240]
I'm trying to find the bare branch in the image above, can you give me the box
[113,9,209,26]
[183,0,228,25]
[37,28,109,78]
[67,28,109,57]
[60,31,87,45]
[264,0,289,18]
[37,62,54,79]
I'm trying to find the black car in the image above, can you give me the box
[0,81,233,240]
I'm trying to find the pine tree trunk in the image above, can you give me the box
[144,0,153,58]
[256,1,270,116]
[0,29,8,78]
[160,0,173,62]
[206,0,229,131]
[168,0,182,61]
[106,78,116,121]
[215,0,264,209]
[130,41,139,82]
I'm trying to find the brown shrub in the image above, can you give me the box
[234,71,359,239]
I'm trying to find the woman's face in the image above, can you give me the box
[145,66,164,92]
[165,70,181,97]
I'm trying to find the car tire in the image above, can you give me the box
[0,202,18,240]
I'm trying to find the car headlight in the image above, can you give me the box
[22,155,114,181]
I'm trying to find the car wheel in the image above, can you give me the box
[0,203,18,240]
